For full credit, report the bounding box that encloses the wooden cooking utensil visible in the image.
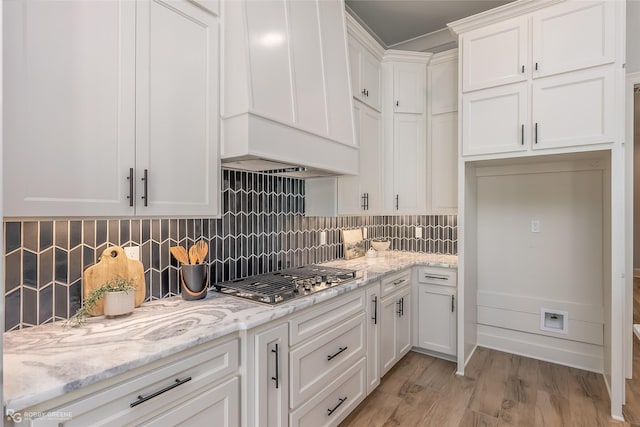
[170,246,189,265]
[196,240,208,264]
[189,245,199,265]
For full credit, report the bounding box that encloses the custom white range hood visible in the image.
[221,0,358,177]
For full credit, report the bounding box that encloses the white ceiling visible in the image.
[345,0,514,48]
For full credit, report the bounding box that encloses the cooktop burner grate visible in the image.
[214,265,357,304]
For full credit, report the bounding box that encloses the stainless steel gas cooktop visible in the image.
[214,265,357,305]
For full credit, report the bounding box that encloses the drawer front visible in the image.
[417,266,457,287]
[290,313,366,409]
[289,289,365,346]
[35,339,239,427]
[381,270,410,297]
[290,358,366,427]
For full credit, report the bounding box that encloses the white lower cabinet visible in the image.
[26,338,240,427]
[365,283,381,394]
[380,285,411,376]
[248,322,289,427]
[416,285,457,356]
[289,358,366,427]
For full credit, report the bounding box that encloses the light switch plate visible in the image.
[415,226,422,238]
[320,231,327,245]
[531,220,541,233]
[362,227,367,239]
[124,246,140,260]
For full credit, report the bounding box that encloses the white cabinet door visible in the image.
[417,285,457,356]
[365,283,381,394]
[532,1,615,79]
[462,15,528,92]
[338,102,382,214]
[532,66,614,150]
[4,0,136,217]
[397,288,411,358]
[361,49,382,111]
[430,57,458,115]
[254,324,289,427]
[139,376,240,427]
[392,114,426,213]
[380,294,399,376]
[429,112,458,214]
[462,82,528,156]
[349,38,363,102]
[393,62,425,114]
[135,0,219,217]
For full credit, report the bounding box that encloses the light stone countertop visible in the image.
[3,251,457,412]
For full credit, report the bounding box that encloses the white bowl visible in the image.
[371,240,390,252]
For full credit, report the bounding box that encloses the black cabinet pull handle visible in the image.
[393,279,406,286]
[395,101,399,107]
[401,297,404,317]
[127,167,134,207]
[397,299,402,316]
[130,377,192,407]
[535,122,539,144]
[451,295,455,313]
[365,193,369,210]
[327,397,347,416]
[423,275,448,281]
[327,346,348,361]
[521,124,524,145]
[271,343,280,389]
[141,169,149,207]
[361,89,366,96]
[395,194,399,210]
[365,89,369,97]
[521,65,525,73]
[372,295,378,324]
[535,62,539,71]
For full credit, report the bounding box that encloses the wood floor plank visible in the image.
[421,375,477,427]
[467,350,512,417]
[537,360,570,397]
[381,383,439,426]
[458,409,498,427]
[463,346,490,381]
[534,390,571,426]
[339,390,403,427]
[415,357,457,392]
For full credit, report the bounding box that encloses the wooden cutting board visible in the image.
[83,246,145,316]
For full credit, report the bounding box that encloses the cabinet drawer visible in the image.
[381,270,411,297]
[417,267,457,287]
[290,358,366,427]
[290,313,366,409]
[289,289,365,346]
[31,339,239,426]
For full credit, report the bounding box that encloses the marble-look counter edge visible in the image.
[3,252,457,411]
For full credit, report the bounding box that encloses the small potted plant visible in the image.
[65,278,136,327]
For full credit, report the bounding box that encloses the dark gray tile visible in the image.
[39,221,53,251]
[96,220,108,246]
[130,219,141,244]
[109,220,119,245]
[5,222,21,254]
[144,270,151,301]
[55,284,68,319]
[55,248,68,283]
[142,219,151,242]
[152,242,160,270]
[69,279,82,316]
[161,268,170,297]
[6,251,21,292]
[70,220,82,248]
[5,288,21,331]
[83,221,95,247]
[120,220,130,245]
[161,219,169,241]
[170,219,178,240]
[83,245,95,270]
[152,270,161,299]
[23,221,38,252]
[152,219,161,242]
[69,246,82,283]
[23,250,37,287]
[39,248,54,288]
[39,284,53,323]
[23,286,37,326]
[160,240,170,270]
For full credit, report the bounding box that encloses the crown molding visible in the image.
[430,48,458,66]
[382,49,433,64]
[345,10,386,59]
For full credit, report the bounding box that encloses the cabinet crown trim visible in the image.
[430,49,458,65]
[382,50,432,64]
[346,12,385,59]
[447,0,564,35]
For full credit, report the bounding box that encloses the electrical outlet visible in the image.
[362,227,367,239]
[320,231,327,245]
[124,245,140,260]
[531,220,541,233]
[415,226,422,238]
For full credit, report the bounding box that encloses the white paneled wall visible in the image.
[475,159,607,371]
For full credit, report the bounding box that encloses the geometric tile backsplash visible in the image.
[4,169,457,331]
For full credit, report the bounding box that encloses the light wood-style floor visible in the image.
[622,277,640,425]
[340,348,626,426]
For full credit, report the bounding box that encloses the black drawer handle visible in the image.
[141,168,149,207]
[271,343,280,389]
[327,346,348,361]
[372,295,378,325]
[393,279,406,286]
[327,397,347,416]
[423,275,448,281]
[130,377,192,408]
[127,167,134,207]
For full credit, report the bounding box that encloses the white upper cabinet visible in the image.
[392,114,426,213]
[4,0,136,217]
[4,0,220,217]
[349,38,382,111]
[462,83,528,156]
[135,0,219,217]
[532,1,615,79]
[393,62,426,114]
[221,0,357,175]
[430,54,459,115]
[461,16,528,93]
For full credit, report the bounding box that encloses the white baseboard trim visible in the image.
[477,326,603,373]
[411,346,456,363]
